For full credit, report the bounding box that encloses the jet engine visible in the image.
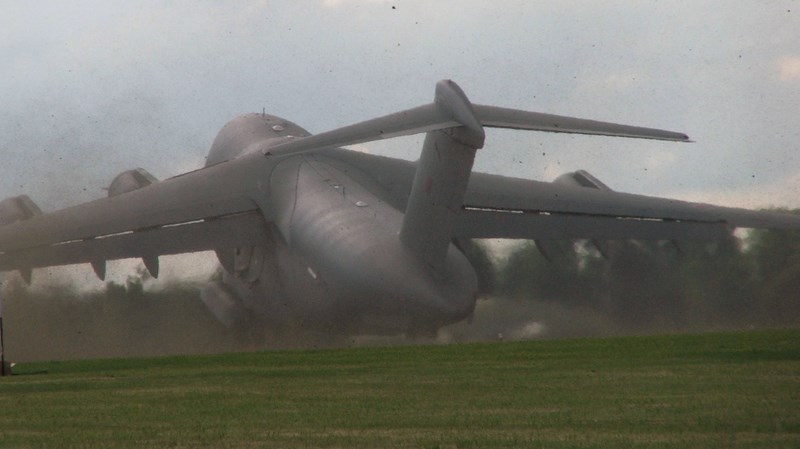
[0,195,42,226]
[107,168,158,197]
[534,170,613,260]
[0,194,42,283]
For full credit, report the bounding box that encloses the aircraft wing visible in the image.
[0,153,269,280]
[454,171,800,240]
[322,149,800,242]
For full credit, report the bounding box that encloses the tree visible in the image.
[500,240,601,308]
[745,215,800,326]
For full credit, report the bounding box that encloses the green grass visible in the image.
[1,330,799,448]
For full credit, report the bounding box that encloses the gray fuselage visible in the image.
[205,113,478,335]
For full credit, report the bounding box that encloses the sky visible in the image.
[1,0,799,285]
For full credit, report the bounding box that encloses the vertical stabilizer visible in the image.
[399,81,485,271]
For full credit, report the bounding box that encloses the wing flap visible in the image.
[456,172,800,239]
[0,211,269,271]
[454,208,731,240]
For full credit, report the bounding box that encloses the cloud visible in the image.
[777,55,800,84]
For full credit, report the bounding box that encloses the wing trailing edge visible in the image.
[454,170,800,240]
[0,211,270,273]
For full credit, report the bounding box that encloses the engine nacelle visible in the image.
[0,195,42,226]
[108,168,158,197]
[0,194,42,283]
[538,170,615,260]
[553,169,612,191]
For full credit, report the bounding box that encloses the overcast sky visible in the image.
[2,0,799,210]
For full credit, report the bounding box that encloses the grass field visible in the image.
[1,330,798,448]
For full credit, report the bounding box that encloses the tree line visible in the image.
[477,213,800,331]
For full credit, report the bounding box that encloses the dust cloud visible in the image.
[3,237,798,362]
[2,275,239,362]
[3,278,780,364]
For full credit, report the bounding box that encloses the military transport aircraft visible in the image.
[1,80,799,337]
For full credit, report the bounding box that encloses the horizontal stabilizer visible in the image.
[262,103,456,157]
[262,80,689,159]
[472,104,690,142]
